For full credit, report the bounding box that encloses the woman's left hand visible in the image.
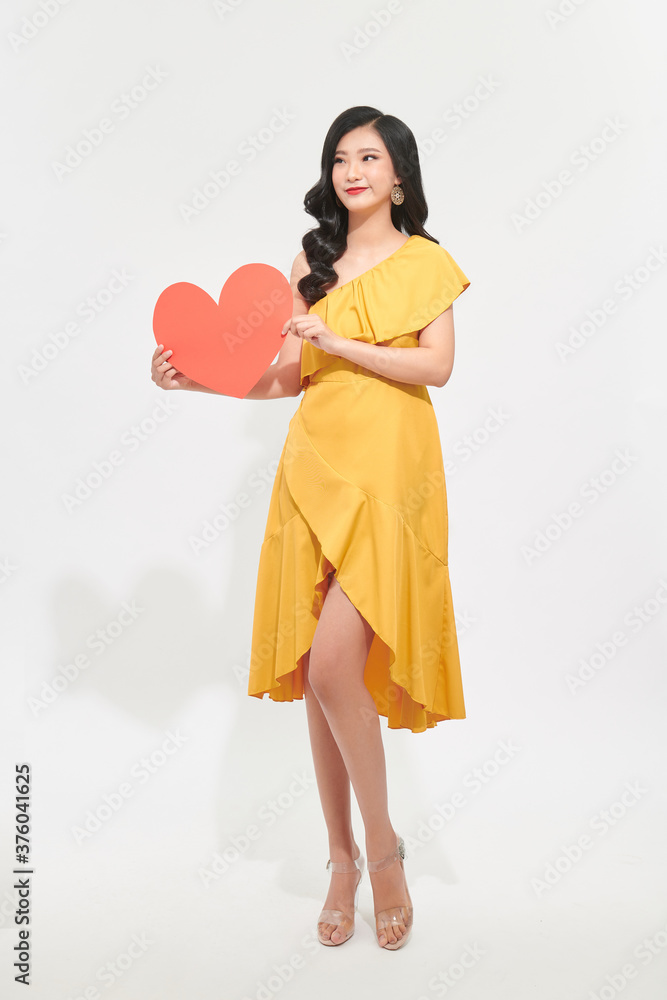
[287,315,345,356]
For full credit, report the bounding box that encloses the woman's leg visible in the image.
[303,646,361,944]
[305,571,412,946]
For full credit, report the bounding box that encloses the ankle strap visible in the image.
[366,836,406,873]
[326,852,364,874]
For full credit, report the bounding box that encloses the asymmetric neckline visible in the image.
[324,234,419,296]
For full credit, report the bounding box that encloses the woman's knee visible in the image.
[300,642,331,696]
[303,649,335,702]
[305,645,341,701]
[307,572,374,700]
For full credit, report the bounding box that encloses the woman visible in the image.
[151,105,470,951]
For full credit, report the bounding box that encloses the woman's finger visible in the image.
[152,346,172,363]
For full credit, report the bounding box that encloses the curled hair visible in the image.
[297,106,439,304]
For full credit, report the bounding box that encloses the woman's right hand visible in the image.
[151,344,199,391]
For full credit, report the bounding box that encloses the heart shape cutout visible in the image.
[153,263,292,398]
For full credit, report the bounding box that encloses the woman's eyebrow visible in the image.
[334,147,382,155]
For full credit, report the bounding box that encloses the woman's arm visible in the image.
[307,306,457,388]
[243,327,302,399]
[244,250,312,399]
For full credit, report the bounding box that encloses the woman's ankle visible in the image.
[365,825,399,861]
[327,833,360,861]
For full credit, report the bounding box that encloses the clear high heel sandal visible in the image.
[367,834,413,950]
[316,850,365,946]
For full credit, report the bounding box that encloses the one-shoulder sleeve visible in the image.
[301,236,470,387]
[404,244,470,333]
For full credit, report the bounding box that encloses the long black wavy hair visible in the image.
[297,106,439,304]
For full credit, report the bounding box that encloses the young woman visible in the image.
[151,105,470,951]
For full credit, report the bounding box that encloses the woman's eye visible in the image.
[333,155,376,164]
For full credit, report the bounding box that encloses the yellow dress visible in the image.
[247,234,470,733]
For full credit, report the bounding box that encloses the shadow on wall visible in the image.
[42,393,463,904]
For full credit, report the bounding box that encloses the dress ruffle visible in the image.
[300,234,470,388]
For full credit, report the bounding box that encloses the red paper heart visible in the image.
[153,263,292,398]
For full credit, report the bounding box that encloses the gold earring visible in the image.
[391,184,404,205]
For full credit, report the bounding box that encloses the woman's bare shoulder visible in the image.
[290,249,311,282]
[288,250,312,310]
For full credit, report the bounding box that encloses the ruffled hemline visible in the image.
[247,412,466,734]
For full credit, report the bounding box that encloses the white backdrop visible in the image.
[3,0,666,997]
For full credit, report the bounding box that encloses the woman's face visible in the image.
[331,125,400,214]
